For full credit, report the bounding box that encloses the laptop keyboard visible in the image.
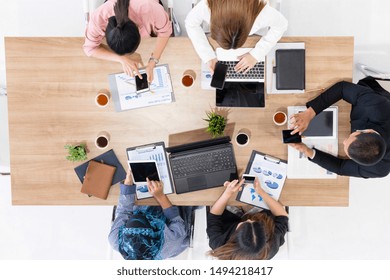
[171,148,236,179]
[220,60,265,80]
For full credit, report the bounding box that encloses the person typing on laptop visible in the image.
[207,178,288,260]
[289,77,390,178]
[185,0,288,73]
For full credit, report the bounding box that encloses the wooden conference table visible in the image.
[6,36,353,206]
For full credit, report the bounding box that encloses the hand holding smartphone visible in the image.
[135,73,149,93]
[242,174,256,184]
[210,62,228,89]
[282,129,302,143]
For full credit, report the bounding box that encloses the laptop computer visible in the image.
[166,136,238,194]
[216,48,265,82]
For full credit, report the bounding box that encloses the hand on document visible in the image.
[119,55,143,79]
[289,107,316,135]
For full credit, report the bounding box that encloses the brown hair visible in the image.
[209,211,275,260]
[207,0,266,49]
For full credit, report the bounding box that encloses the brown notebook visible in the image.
[81,160,116,200]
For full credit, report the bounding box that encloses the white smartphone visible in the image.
[242,174,256,184]
[127,160,160,184]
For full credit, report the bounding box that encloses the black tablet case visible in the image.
[274,49,305,90]
[74,149,126,186]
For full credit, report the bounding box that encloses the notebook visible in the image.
[166,136,238,194]
[216,48,265,82]
[81,160,116,200]
[274,49,305,90]
[74,149,126,186]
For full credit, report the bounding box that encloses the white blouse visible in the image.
[185,0,288,63]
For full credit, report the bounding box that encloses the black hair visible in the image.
[348,132,387,166]
[236,222,266,255]
[105,0,140,55]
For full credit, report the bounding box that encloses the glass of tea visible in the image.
[273,111,287,126]
[95,131,110,149]
[181,70,196,88]
[95,89,110,107]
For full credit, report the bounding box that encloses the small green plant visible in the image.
[204,111,227,138]
[64,144,87,162]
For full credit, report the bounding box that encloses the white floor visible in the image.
[1,0,390,260]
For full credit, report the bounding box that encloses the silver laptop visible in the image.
[216,47,265,82]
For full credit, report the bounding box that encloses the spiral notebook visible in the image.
[236,150,287,210]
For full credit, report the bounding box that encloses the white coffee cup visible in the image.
[95,131,110,149]
[235,128,251,147]
[273,111,287,126]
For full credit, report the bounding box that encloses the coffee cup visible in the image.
[273,111,287,126]
[235,128,251,147]
[95,131,110,149]
[181,69,196,88]
[95,89,110,108]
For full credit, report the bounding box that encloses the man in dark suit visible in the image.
[289,76,390,178]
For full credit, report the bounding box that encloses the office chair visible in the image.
[356,63,390,81]
[82,0,105,25]
[83,0,181,36]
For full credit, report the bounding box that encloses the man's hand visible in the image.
[289,143,315,158]
[119,55,142,78]
[289,107,316,135]
[235,53,257,74]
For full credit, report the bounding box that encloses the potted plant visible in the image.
[204,110,227,138]
[64,143,88,162]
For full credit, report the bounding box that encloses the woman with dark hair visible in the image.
[207,177,288,260]
[84,0,172,82]
[185,0,288,73]
[109,169,194,259]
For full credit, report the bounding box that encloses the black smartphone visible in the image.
[282,129,302,143]
[210,62,228,89]
[135,73,149,93]
[242,174,256,184]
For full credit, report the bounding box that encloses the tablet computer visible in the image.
[127,160,160,184]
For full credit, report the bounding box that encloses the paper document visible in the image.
[109,64,174,111]
[287,106,338,179]
[237,151,287,210]
[126,142,174,200]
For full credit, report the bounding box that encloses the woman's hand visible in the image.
[147,179,164,198]
[253,177,265,196]
[119,55,142,78]
[207,58,218,74]
[124,169,134,185]
[145,61,156,83]
[223,179,245,198]
[235,53,257,73]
